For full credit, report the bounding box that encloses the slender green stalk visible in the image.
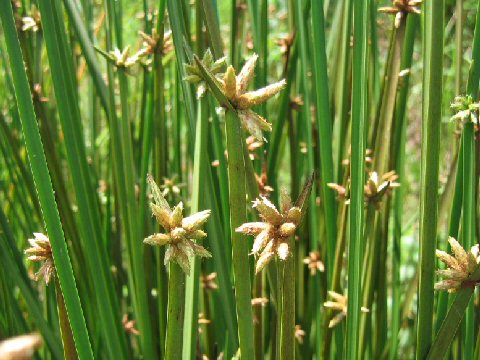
[346,0,368,358]
[54,277,77,360]
[416,0,444,357]
[0,2,93,358]
[225,110,255,360]
[311,0,337,282]
[279,236,295,360]
[165,262,186,360]
[391,15,419,359]
[427,288,474,359]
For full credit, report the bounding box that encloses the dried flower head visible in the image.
[144,175,212,274]
[220,54,286,141]
[379,0,422,28]
[138,29,173,56]
[255,163,274,196]
[21,6,41,32]
[122,314,140,336]
[184,49,227,99]
[450,95,479,126]
[0,333,43,360]
[201,272,218,291]
[364,171,400,207]
[160,175,186,198]
[295,325,306,344]
[236,176,312,273]
[25,233,54,284]
[246,135,263,160]
[324,291,369,328]
[303,251,325,275]
[328,183,348,202]
[435,237,480,293]
[251,297,269,307]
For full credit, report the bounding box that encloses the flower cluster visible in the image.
[435,237,480,293]
[303,251,325,276]
[185,51,286,141]
[25,233,54,284]
[324,291,369,328]
[184,49,227,99]
[144,175,212,274]
[379,0,422,28]
[236,176,312,273]
[364,171,400,207]
[222,55,286,141]
[450,95,479,126]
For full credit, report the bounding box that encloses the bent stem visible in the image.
[165,262,186,360]
[225,110,255,359]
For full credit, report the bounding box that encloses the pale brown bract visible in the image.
[144,175,212,274]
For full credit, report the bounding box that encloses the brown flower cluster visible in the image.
[435,237,480,293]
[144,175,212,274]
[25,233,54,284]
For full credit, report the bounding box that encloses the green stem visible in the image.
[346,0,368,357]
[427,289,473,359]
[165,262,186,360]
[279,236,295,360]
[416,0,444,357]
[54,277,77,360]
[225,110,255,360]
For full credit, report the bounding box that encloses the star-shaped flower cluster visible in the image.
[364,171,400,207]
[323,291,369,328]
[222,54,286,141]
[144,175,212,274]
[236,177,312,273]
[379,0,422,28]
[450,95,479,126]
[435,237,480,293]
[184,49,227,99]
[25,233,54,284]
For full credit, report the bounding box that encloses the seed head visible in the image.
[184,49,227,99]
[25,233,54,284]
[435,237,480,293]
[379,0,422,28]
[303,251,325,276]
[236,176,312,273]
[324,291,369,328]
[364,171,400,207]
[450,95,479,127]
[144,175,212,274]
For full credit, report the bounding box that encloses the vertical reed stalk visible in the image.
[416,0,444,357]
[225,110,255,359]
[165,262,186,359]
[346,0,369,358]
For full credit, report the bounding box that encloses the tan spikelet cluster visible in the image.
[324,291,369,328]
[25,233,55,284]
[303,251,325,276]
[435,237,480,293]
[221,54,286,141]
[364,171,400,207]
[236,187,306,273]
[144,175,212,274]
[450,95,480,126]
[379,0,422,28]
